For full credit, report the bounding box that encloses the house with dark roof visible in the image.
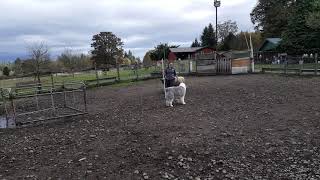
[168,47,215,61]
[258,38,282,52]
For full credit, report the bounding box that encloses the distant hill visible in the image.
[0,53,28,62]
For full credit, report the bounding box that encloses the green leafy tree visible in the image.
[280,0,320,54]
[217,31,263,51]
[306,0,320,29]
[150,43,179,61]
[191,38,201,47]
[201,23,216,48]
[143,51,153,68]
[91,32,124,68]
[218,32,237,51]
[251,0,293,38]
[13,58,23,75]
[2,66,10,76]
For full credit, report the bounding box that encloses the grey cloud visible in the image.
[0,0,256,61]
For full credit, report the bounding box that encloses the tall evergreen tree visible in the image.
[201,23,216,48]
[280,0,320,54]
[218,33,237,51]
[201,26,209,47]
[191,38,201,47]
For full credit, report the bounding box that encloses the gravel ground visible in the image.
[1,74,320,179]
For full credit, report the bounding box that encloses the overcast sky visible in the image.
[0,0,257,61]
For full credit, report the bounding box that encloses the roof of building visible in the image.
[258,38,282,51]
[267,38,281,44]
[169,47,204,53]
[217,50,251,59]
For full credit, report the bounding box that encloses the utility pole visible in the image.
[214,0,221,47]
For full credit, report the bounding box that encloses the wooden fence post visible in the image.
[284,60,288,75]
[195,60,198,74]
[117,63,120,82]
[63,81,67,108]
[51,73,55,90]
[94,63,100,86]
[299,59,303,76]
[315,53,318,76]
[136,64,139,81]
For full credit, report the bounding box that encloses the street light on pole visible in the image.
[214,0,221,48]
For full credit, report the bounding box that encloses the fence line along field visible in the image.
[0,60,194,88]
[1,74,320,179]
[0,67,158,88]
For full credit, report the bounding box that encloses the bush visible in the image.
[2,66,10,76]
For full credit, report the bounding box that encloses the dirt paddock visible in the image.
[1,74,320,179]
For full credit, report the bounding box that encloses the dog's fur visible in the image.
[175,76,185,85]
[165,76,186,107]
[161,76,185,87]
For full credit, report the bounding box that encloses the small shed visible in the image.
[217,51,251,74]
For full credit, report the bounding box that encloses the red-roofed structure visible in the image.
[168,47,215,62]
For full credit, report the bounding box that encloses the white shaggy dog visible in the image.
[165,76,186,107]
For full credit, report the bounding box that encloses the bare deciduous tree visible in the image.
[217,20,238,42]
[57,48,77,77]
[57,48,92,77]
[27,42,50,84]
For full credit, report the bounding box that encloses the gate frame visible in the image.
[0,82,88,127]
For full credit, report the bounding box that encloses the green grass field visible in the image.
[0,67,158,88]
[0,60,195,88]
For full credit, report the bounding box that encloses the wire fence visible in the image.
[259,54,320,75]
[0,66,158,88]
[0,60,198,91]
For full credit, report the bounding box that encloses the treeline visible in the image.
[251,0,320,54]
[3,49,92,78]
[141,20,263,67]
[190,20,263,51]
[1,32,141,79]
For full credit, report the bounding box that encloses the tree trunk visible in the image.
[37,71,41,84]
[95,63,100,86]
[36,62,41,93]
[117,62,120,81]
